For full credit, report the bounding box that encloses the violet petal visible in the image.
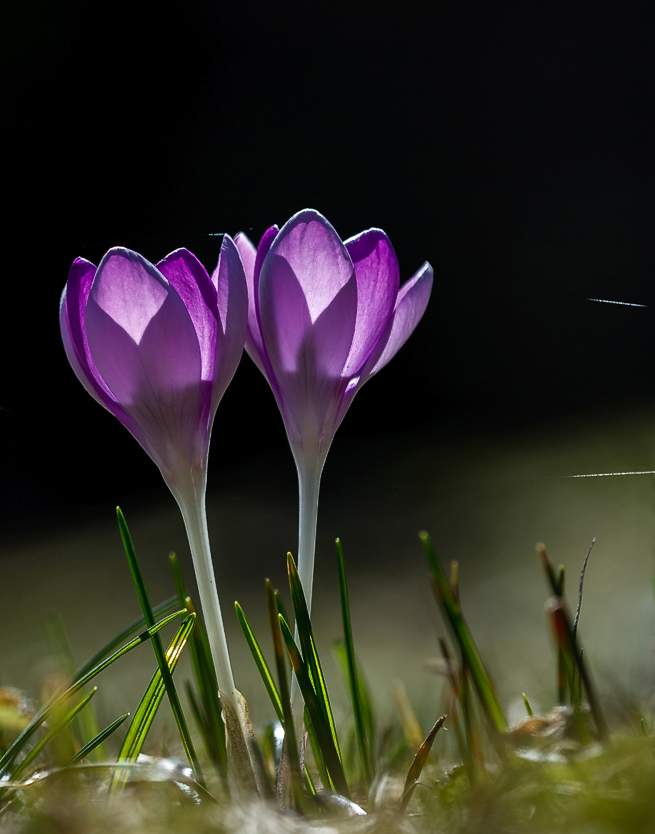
[157,248,218,383]
[85,248,204,474]
[343,228,400,376]
[212,234,248,408]
[365,261,434,380]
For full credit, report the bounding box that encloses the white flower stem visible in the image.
[172,473,237,714]
[296,461,322,617]
[290,458,322,721]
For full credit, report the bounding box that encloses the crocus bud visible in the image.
[235,209,433,614]
[60,239,247,491]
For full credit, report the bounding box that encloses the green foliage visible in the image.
[111,612,197,793]
[334,538,374,790]
[0,609,185,785]
[419,531,507,738]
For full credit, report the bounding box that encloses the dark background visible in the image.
[2,0,654,529]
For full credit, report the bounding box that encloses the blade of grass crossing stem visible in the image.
[287,554,342,760]
[168,553,227,779]
[266,580,303,809]
[116,508,202,785]
[273,587,320,792]
[236,601,284,723]
[335,539,374,788]
[278,615,350,798]
[10,689,98,782]
[399,715,447,813]
[419,532,506,734]
[73,596,179,682]
[111,613,196,792]
[184,596,227,777]
[68,713,130,765]
[44,613,104,761]
[0,610,185,781]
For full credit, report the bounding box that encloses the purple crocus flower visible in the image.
[235,209,433,615]
[60,239,247,714]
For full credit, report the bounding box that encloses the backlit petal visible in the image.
[212,234,248,408]
[365,262,434,379]
[343,228,399,375]
[85,248,204,475]
[158,248,218,382]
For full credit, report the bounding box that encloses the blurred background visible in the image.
[2,1,655,732]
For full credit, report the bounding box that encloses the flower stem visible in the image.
[172,473,236,712]
[290,459,322,721]
[296,461,322,617]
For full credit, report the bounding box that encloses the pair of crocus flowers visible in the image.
[60,208,433,732]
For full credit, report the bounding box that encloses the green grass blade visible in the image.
[399,714,447,813]
[0,609,185,780]
[287,553,341,760]
[266,580,303,809]
[184,597,227,780]
[419,532,507,735]
[335,539,373,789]
[111,612,196,792]
[72,596,179,682]
[117,508,202,784]
[279,614,350,798]
[235,600,284,723]
[304,705,332,791]
[168,553,227,779]
[274,590,291,627]
[332,642,375,759]
[68,713,130,765]
[10,689,98,782]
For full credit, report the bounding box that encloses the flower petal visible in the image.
[85,248,205,476]
[212,234,248,408]
[264,209,355,322]
[61,257,122,413]
[258,252,312,376]
[343,228,399,376]
[157,248,218,382]
[234,227,277,374]
[259,247,357,454]
[365,261,434,380]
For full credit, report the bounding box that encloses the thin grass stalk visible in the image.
[287,554,341,761]
[111,613,196,792]
[420,533,506,737]
[545,597,608,741]
[279,615,350,798]
[117,508,203,785]
[68,714,130,766]
[266,580,304,810]
[335,539,373,790]
[72,597,178,681]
